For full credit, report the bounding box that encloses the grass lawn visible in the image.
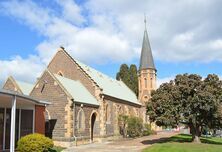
[53,146,66,152]
[143,134,222,152]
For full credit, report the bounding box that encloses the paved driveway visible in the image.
[63,132,177,152]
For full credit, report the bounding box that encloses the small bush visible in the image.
[127,116,143,137]
[143,123,157,136]
[118,114,129,137]
[143,123,152,136]
[17,133,54,152]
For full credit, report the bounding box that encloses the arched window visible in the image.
[150,78,153,88]
[118,106,123,115]
[144,78,147,88]
[77,109,85,131]
[105,104,111,123]
[57,71,64,76]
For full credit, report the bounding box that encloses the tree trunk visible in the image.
[192,135,201,143]
[191,125,201,143]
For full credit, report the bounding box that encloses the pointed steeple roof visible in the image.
[139,18,156,71]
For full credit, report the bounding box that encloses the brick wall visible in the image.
[47,50,97,97]
[30,71,70,139]
[3,77,22,94]
[104,96,142,136]
[138,69,156,104]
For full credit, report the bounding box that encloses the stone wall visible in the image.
[30,71,71,139]
[3,77,22,94]
[74,104,100,138]
[138,69,156,104]
[104,96,142,136]
[47,49,99,97]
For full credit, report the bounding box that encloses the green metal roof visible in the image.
[75,60,140,105]
[54,74,99,106]
[16,80,34,95]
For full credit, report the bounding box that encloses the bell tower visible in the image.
[138,18,157,104]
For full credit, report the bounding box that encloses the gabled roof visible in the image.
[75,60,140,105]
[54,74,99,106]
[16,80,34,95]
[49,48,141,106]
[3,76,34,95]
[139,29,156,70]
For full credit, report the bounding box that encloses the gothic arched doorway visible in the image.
[90,112,97,142]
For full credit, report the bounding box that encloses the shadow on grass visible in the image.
[141,137,171,145]
[140,134,222,145]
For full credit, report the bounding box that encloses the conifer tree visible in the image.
[116,64,138,96]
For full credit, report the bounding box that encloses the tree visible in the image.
[116,64,138,96]
[118,114,143,138]
[127,116,143,137]
[147,74,222,143]
[129,65,138,96]
[118,114,129,137]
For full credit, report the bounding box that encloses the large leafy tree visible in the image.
[147,74,222,143]
[116,64,138,96]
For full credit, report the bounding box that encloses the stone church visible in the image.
[3,24,157,146]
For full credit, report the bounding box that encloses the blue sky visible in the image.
[0,0,222,86]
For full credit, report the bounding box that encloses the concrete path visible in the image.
[63,132,177,152]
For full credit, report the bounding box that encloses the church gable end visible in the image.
[47,48,98,97]
[30,70,73,139]
[3,76,23,94]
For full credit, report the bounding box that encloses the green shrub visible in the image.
[143,123,152,136]
[127,116,143,137]
[143,123,157,136]
[17,133,54,152]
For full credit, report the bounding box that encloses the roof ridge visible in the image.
[74,59,119,82]
[53,48,140,105]
[59,48,102,88]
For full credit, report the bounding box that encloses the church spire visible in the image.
[139,17,156,71]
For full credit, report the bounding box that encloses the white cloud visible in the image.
[2,0,222,64]
[209,39,222,50]
[1,0,51,34]
[1,0,222,84]
[56,0,85,25]
[0,55,44,85]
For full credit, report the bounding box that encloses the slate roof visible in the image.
[139,29,156,70]
[54,74,99,106]
[75,60,140,105]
